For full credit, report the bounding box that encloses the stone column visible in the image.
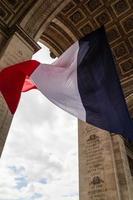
[0,26,40,156]
[78,120,133,200]
[112,135,133,200]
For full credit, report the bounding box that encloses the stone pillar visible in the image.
[112,135,133,200]
[0,94,12,155]
[0,26,40,156]
[78,120,133,200]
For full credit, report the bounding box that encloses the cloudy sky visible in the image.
[0,43,79,200]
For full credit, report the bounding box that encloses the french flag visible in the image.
[0,27,133,140]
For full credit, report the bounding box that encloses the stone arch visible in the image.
[20,0,72,41]
[0,1,133,199]
[0,0,72,157]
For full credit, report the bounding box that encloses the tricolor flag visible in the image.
[0,27,133,140]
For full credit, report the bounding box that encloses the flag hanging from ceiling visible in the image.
[0,26,133,140]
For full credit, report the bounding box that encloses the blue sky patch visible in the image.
[15,176,28,189]
[38,178,48,184]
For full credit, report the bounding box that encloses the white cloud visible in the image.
[0,44,79,200]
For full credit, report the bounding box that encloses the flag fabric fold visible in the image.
[0,26,133,140]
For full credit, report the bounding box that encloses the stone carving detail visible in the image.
[112,0,129,16]
[1,0,36,28]
[80,23,92,35]
[70,10,84,24]
[87,134,99,141]
[41,0,133,81]
[120,58,133,74]
[113,42,128,59]
[23,0,65,38]
[1,1,133,199]
[50,51,56,58]
[122,15,133,33]
[86,0,102,12]
[107,26,121,43]
[91,176,104,185]
[0,4,12,22]
[95,10,112,25]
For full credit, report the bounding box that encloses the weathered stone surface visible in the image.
[78,121,122,200]
[41,0,133,98]
[0,1,133,199]
[0,27,39,156]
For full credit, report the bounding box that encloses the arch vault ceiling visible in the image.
[0,0,133,98]
[40,0,133,97]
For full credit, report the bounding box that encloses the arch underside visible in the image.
[39,0,133,105]
[0,0,133,109]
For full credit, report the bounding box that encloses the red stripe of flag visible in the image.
[0,60,39,114]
